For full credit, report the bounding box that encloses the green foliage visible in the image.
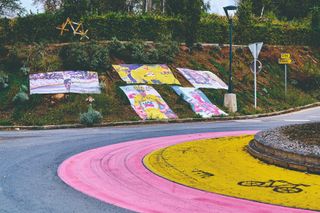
[79,104,103,126]
[311,7,320,31]
[252,0,319,20]
[12,84,29,103]
[235,47,244,56]
[0,12,316,46]
[0,45,9,58]
[106,37,179,64]
[24,43,62,73]
[86,13,184,42]
[0,0,23,17]
[311,7,320,46]
[155,35,179,63]
[165,0,208,16]
[236,0,253,43]
[59,42,111,72]
[183,0,202,48]
[2,47,22,72]
[20,65,30,75]
[209,46,221,55]
[4,13,67,44]
[0,71,9,89]
[107,37,126,59]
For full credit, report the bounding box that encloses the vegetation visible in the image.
[0,43,319,126]
[0,0,23,17]
[79,104,103,126]
[59,42,111,72]
[0,70,9,89]
[0,0,319,126]
[12,84,29,103]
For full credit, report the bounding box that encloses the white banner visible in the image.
[30,71,101,94]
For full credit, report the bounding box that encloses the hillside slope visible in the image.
[0,43,319,125]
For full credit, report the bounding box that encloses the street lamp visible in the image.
[224,5,237,93]
[223,5,238,113]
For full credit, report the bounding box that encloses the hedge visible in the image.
[0,12,314,45]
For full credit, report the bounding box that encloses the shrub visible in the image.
[0,71,9,89]
[12,84,29,103]
[209,46,221,55]
[20,65,30,75]
[0,45,9,58]
[127,40,149,63]
[3,47,22,72]
[79,105,103,126]
[107,37,127,58]
[0,12,315,45]
[107,38,178,64]
[59,42,111,72]
[24,43,62,73]
[156,39,179,63]
[235,47,244,56]
[311,7,320,47]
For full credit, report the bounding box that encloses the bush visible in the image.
[59,42,111,72]
[155,35,179,63]
[107,37,179,64]
[12,85,29,103]
[0,12,315,46]
[0,71,9,89]
[107,37,127,58]
[311,7,320,47]
[79,105,103,126]
[20,65,30,75]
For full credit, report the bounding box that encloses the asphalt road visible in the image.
[0,107,319,213]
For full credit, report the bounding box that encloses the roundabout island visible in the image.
[249,123,320,174]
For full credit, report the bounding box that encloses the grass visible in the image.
[0,44,319,125]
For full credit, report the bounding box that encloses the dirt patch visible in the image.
[282,123,320,146]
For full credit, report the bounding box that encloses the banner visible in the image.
[113,64,180,85]
[172,86,227,118]
[177,68,228,89]
[30,71,101,94]
[120,85,178,120]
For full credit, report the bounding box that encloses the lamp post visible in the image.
[223,5,238,113]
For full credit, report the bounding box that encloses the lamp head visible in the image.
[223,5,238,20]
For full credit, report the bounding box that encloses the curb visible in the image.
[0,102,319,131]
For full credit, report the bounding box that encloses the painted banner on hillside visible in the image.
[120,85,178,120]
[177,68,228,89]
[172,86,227,118]
[113,64,180,85]
[29,71,101,94]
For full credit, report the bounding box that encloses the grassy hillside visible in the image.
[0,42,319,126]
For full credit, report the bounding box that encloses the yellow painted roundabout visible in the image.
[143,135,320,211]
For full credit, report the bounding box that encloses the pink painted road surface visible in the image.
[58,131,316,213]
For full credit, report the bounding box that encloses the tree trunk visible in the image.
[161,0,165,13]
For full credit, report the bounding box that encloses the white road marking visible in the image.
[235,120,263,123]
[284,119,311,122]
[308,115,320,118]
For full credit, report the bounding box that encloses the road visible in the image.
[0,107,319,213]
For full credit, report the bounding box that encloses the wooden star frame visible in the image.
[56,17,89,40]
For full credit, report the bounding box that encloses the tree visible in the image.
[0,0,23,17]
[184,0,202,49]
[33,0,62,12]
[252,0,319,20]
[61,0,90,18]
[311,6,320,46]
[236,0,253,43]
[102,0,127,12]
